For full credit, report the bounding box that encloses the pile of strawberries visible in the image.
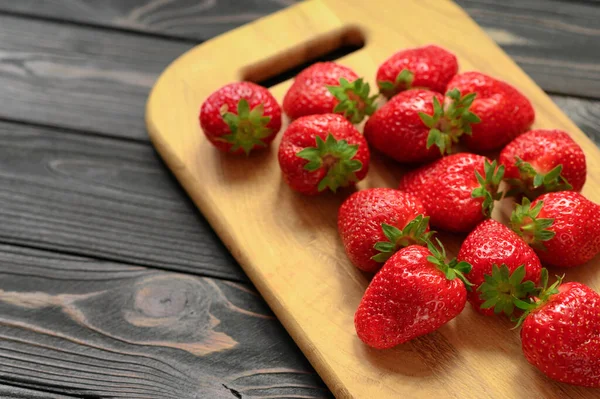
[200,45,600,388]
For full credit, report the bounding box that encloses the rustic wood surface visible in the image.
[0,0,598,397]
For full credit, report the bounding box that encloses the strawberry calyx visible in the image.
[371,215,433,263]
[506,157,573,199]
[220,98,273,155]
[426,238,474,290]
[419,88,481,156]
[471,159,505,217]
[296,133,363,193]
[327,78,378,124]
[478,264,537,316]
[512,268,563,328]
[510,198,556,251]
[378,69,414,98]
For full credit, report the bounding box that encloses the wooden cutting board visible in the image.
[146,0,600,397]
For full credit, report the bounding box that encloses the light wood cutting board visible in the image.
[146,0,600,397]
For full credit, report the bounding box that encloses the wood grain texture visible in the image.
[146,0,600,397]
[0,244,329,398]
[0,385,73,398]
[0,120,246,282]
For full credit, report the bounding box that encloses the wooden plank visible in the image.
[553,95,600,144]
[0,385,73,399]
[0,244,329,398]
[0,0,598,98]
[0,120,246,282]
[146,0,600,397]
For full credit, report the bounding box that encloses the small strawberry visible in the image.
[446,72,535,152]
[283,62,377,124]
[338,188,431,273]
[398,153,504,232]
[500,129,586,200]
[364,89,480,163]
[278,114,370,195]
[355,241,471,349]
[511,192,600,268]
[376,44,459,98]
[457,219,542,315]
[199,82,282,155]
[515,272,600,387]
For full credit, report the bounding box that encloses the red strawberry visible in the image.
[500,129,586,199]
[446,72,535,152]
[398,153,504,232]
[283,62,376,124]
[355,241,470,349]
[199,82,282,155]
[516,274,600,387]
[457,219,542,315]
[364,89,480,163]
[376,44,459,98]
[278,114,370,195]
[511,191,600,268]
[338,188,431,273]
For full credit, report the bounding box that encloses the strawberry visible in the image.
[446,72,535,152]
[457,219,542,315]
[515,273,600,387]
[511,192,600,268]
[499,129,586,200]
[199,82,282,155]
[278,114,370,195]
[338,188,431,273]
[282,62,376,124]
[364,89,480,163]
[376,44,459,98]
[398,153,504,232]
[355,241,471,349]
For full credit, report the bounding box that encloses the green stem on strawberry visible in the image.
[471,159,505,217]
[371,215,434,263]
[326,78,378,124]
[478,264,537,316]
[426,238,474,290]
[220,98,273,155]
[505,157,573,200]
[296,133,363,193]
[512,268,563,328]
[419,88,481,156]
[378,69,414,98]
[510,197,556,251]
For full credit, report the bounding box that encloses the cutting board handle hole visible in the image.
[241,26,365,88]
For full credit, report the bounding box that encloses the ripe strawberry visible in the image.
[199,82,282,155]
[398,153,504,232]
[278,114,370,195]
[511,192,600,268]
[355,241,471,349]
[364,89,480,163]
[283,62,376,124]
[338,188,431,273]
[446,72,535,152]
[516,273,600,387]
[457,219,542,315]
[376,45,459,98]
[500,129,586,200]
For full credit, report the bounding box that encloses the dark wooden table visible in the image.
[0,1,597,398]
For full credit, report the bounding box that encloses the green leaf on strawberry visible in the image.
[371,215,433,263]
[427,238,474,290]
[471,159,505,217]
[510,197,556,250]
[478,264,537,316]
[505,157,573,200]
[512,268,563,328]
[377,68,414,98]
[327,78,378,124]
[220,98,273,155]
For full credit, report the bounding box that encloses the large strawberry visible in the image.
[364,89,480,163]
[515,273,600,387]
[278,114,370,195]
[398,153,504,232]
[338,188,431,273]
[199,82,282,155]
[457,219,542,315]
[283,62,376,124]
[355,241,471,349]
[446,72,535,152]
[500,129,586,199]
[511,192,600,268]
[376,44,459,98]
